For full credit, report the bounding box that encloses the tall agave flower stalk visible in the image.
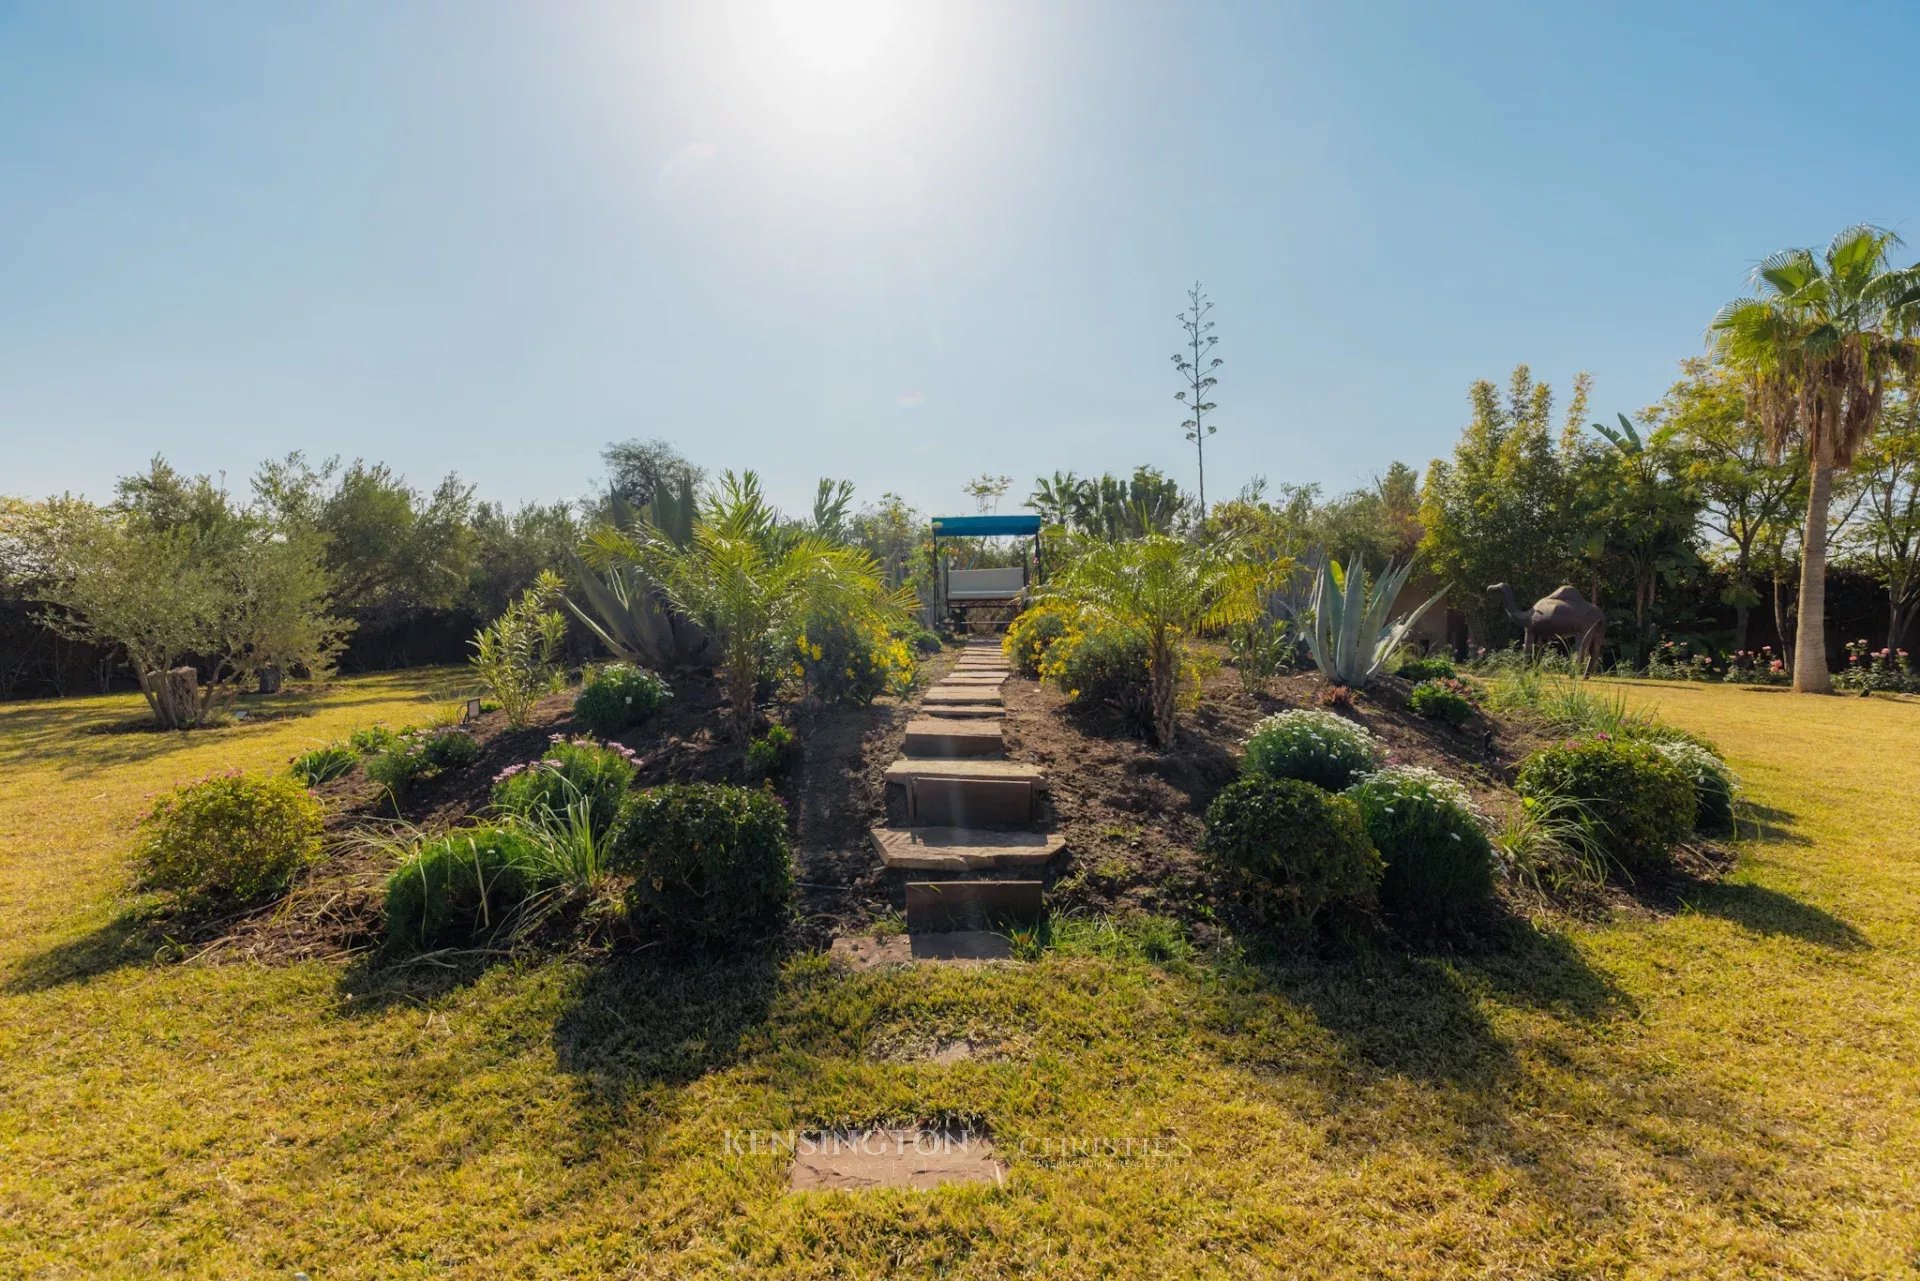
[1306,554,1446,688]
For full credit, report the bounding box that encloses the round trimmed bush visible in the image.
[1516,736,1696,876]
[573,663,672,739]
[1347,766,1493,920]
[492,737,638,839]
[135,772,324,902]
[289,743,357,787]
[1241,709,1380,791]
[1651,738,1737,835]
[614,784,793,944]
[1201,777,1381,924]
[1407,677,1476,727]
[384,825,543,950]
[1395,654,1456,682]
[420,726,480,772]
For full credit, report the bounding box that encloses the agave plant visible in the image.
[563,480,723,670]
[1305,554,1446,688]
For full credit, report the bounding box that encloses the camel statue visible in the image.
[1488,583,1606,665]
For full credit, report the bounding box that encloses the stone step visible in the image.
[924,689,1005,707]
[871,826,1065,871]
[906,775,1035,827]
[921,705,1005,720]
[885,757,1045,787]
[906,880,1044,931]
[903,718,1003,758]
[936,675,1006,688]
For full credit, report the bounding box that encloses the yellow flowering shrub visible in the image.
[796,615,916,705]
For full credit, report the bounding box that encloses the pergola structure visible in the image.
[928,514,1043,630]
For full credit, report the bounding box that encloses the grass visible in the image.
[3,674,1919,1275]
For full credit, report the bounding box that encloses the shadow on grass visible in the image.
[1740,801,1813,848]
[1677,878,1869,950]
[2,910,167,994]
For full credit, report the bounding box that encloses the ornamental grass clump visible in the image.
[383,824,545,951]
[1516,734,1695,877]
[1201,776,1381,927]
[491,736,639,841]
[1346,766,1494,920]
[289,743,357,787]
[135,772,324,903]
[1241,709,1380,791]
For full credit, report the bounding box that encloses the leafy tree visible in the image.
[587,472,910,740]
[1027,471,1088,526]
[1711,224,1920,691]
[602,438,703,509]
[1419,366,1592,640]
[464,499,582,621]
[1838,388,1920,646]
[1172,281,1223,514]
[1583,412,1703,655]
[1654,358,1805,648]
[963,473,1013,514]
[1049,534,1264,747]
[808,478,856,542]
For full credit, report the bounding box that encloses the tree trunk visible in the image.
[1733,602,1750,652]
[1793,463,1834,694]
[257,664,284,695]
[1150,630,1179,749]
[148,666,202,729]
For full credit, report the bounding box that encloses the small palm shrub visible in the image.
[1202,777,1381,925]
[384,825,544,950]
[135,772,324,902]
[1395,654,1456,682]
[1651,738,1737,835]
[1407,677,1477,726]
[289,744,357,787]
[746,723,795,778]
[1516,735,1696,877]
[1004,604,1072,677]
[492,737,639,840]
[1048,626,1155,732]
[1241,709,1380,791]
[614,784,794,944]
[573,663,672,738]
[1346,767,1493,919]
[795,614,914,705]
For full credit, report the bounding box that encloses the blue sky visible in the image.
[3,1,1917,518]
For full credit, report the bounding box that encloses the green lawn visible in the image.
[2,674,1917,1277]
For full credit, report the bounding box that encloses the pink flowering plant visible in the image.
[1832,638,1919,693]
[490,736,639,840]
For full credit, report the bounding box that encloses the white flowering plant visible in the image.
[1242,709,1381,790]
[1346,764,1495,919]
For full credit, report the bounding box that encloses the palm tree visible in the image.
[1712,225,1920,692]
[1049,534,1265,747]
[586,472,910,739]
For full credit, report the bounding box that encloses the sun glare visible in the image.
[724,0,950,142]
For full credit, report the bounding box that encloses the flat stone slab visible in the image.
[907,776,1034,827]
[828,932,1013,969]
[924,689,1005,706]
[939,672,1007,683]
[885,757,1045,787]
[903,718,1003,758]
[906,879,1045,931]
[872,826,1065,871]
[921,705,1005,719]
[788,1128,1007,1192]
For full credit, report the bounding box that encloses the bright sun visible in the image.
[725,0,943,140]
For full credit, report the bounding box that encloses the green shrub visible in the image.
[1055,626,1154,731]
[795,614,913,705]
[1395,654,1457,682]
[1004,605,1072,677]
[348,724,403,756]
[898,621,944,654]
[419,727,480,772]
[135,772,324,902]
[365,738,430,793]
[1407,677,1476,726]
[1516,735,1696,876]
[746,724,795,778]
[1228,618,1294,692]
[491,736,639,839]
[613,784,793,944]
[289,744,357,787]
[1651,738,1737,835]
[573,663,672,738]
[384,825,544,950]
[1202,777,1380,925]
[1241,709,1380,790]
[1347,766,1493,919]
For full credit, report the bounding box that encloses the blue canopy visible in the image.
[930,514,1042,538]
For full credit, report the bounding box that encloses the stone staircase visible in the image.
[870,639,1058,931]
